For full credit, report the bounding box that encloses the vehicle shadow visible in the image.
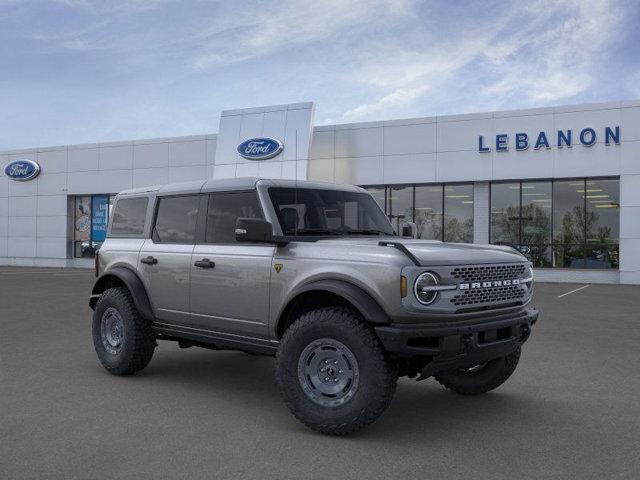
[122,346,560,441]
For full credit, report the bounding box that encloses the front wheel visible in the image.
[434,347,521,395]
[275,307,397,435]
[92,287,156,375]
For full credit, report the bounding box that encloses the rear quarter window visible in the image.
[153,195,200,244]
[110,197,149,236]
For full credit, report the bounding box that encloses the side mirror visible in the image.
[235,218,274,243]
[401,222,417,238]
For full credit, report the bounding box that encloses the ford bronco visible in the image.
[90,178,538,435]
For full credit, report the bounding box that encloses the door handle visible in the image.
[140,256,158,265]
[194,258,215,269]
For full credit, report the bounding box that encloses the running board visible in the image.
[153,322,278,355]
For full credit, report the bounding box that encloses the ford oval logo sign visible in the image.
[237,137,283,160]
[4,159,41,181]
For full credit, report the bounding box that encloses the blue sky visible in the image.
[1,0,639,150]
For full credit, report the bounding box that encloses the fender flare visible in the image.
[280,279,390,325]
[90,266,154,321]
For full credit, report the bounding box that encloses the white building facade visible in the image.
[1,100,639,284]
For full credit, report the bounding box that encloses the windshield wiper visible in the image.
[289,229,342,236]
[286,229,392,236]
[343,229,389,235]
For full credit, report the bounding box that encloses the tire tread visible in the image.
[276,307,397,435]
[434,347,521,395]
[93,287,155,375]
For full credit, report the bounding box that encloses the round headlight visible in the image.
[414,272,439,305]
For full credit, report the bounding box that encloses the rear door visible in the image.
[188,191,274,338]
[139,194,202,325]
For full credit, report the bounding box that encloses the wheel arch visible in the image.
[275,279,390,339]
[90,266,154,321]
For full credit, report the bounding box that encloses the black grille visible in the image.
[451,285,525,307]
[450,264,526,283]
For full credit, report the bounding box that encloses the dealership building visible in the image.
[1,100,639,284]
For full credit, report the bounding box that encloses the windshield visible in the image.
[268,187,395,236]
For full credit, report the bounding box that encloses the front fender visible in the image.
[282,279,390,324]
[90,266,154,321]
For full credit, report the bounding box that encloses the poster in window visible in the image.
[75,196,91,241]
[91,195,109,242]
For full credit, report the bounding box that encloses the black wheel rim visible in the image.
[297,338,359,407]
[101,307,124,355]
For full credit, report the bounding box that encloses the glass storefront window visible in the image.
[363,183,474,242]
[521,181,552,267]
[553,180,587,268]
[74,194,115,258]
[490,182,520,245]
[444,184,473,243]
[490,178,619,269]
[388,185,413,234]
[585,178,619,269]
[414,185,442,240]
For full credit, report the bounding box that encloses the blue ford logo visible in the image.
[237,137,283,160]
[4,159,41,181]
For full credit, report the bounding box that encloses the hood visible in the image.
[397,239,526,266]
[314,237,527,266]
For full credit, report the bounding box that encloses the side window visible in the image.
[110,197,148,236]
[153,195,200,244]
[206,192,263,243]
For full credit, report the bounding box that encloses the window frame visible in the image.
[150,193,205,245]
[200,189,266,246]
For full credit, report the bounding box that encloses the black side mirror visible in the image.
[235,218,274,243]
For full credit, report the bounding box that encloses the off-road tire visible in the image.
[275,307,397,435]
[92,287,156,375]
[434,347,521,395]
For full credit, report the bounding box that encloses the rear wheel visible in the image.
[434,347,521,395]
[92,287,156,375]
[276,307,397,435]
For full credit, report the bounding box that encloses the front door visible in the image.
[188,191,274,339]
[139,194,201,325]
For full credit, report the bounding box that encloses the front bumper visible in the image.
[375,307,538,376]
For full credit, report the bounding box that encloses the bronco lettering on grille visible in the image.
[459,278,521,290]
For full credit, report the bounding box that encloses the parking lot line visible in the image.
[0,270,90,275]
[557,284,590,298]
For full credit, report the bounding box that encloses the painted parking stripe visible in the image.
[557,285,590,298]
[0,271,90,275]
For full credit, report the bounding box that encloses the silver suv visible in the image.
[90,177,538,435]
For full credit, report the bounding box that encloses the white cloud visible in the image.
[339,85,429,121]
[0,0,634,149]
[334,0,625,122]
[191,0,414,69]
[482,0,621,105]
[337,35,494,121]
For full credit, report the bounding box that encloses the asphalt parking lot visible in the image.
[1,268,639,480]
